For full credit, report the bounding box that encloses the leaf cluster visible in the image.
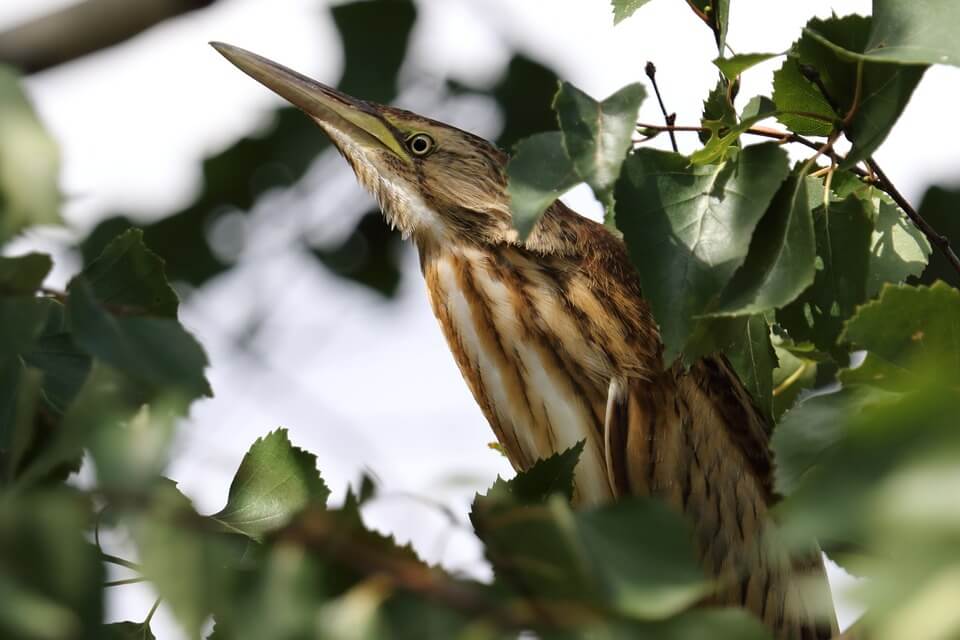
[2,0,960,638]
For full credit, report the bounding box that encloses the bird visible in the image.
[211,42,838,639]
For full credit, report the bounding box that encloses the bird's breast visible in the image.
[421,245,614,503]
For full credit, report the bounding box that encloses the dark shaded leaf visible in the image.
[686,315,777,420]
[67,280,210,400]
[79,229,178,317]
[713,174,817,315]
[915,184,960,289]
[0,491,103,640]
[615,143,790,362]
[103,622,156,640]
[777,195,872,354]
[212,428,330,540]
[0,253,51,294]
[506,132,580,239]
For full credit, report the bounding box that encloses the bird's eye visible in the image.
[407,133,435,157]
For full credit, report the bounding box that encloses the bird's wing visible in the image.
[602,357,838,638]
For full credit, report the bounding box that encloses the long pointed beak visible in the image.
[210,42,409,162]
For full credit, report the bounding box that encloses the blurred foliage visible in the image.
[0,65,61,243]
[1,0,960,639]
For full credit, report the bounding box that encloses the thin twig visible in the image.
[144,598,162,626]
[634,121,870,179]
[645,62,678,152]
[867,158,960,275]
[101,553,142,572]
[801,63,960,278]
[105,577,148,588]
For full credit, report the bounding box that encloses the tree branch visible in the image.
[0,0,216,74]
[800,64,960,278]
[634,121,870,179]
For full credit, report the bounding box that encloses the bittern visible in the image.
[212,43,838,639]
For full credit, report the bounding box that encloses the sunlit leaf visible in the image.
[777,15,926,166]
[212,428,330,540]
[611,0,655,25]
[866,198,930,296]
[841,282,960,382]
[689,96,776,165]
[554,81,645,219]
[615,143,790,363]
[713,52,780,80]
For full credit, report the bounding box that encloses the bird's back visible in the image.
[418,201,837,639]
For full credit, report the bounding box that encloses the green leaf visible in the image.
[777,195,873,354]
[808,0,960,68]
[20,304,92,416]
[0,365,41,484]
[576,500,708,619]
[103,622,157,640]
[772,387,891,496]
[686,315,777,420]
[712,174,817,315]
[78,229,179,317]
[790,15,926,166]
[211,428,330,540]
[713,52,780,80]
[0,66,62,245]
[772,58,835,136]
[554,81,645,218]
[689,96,776,165]
[866,198,931,296]
[615,143,790,363]
[473,441,584,512]
[67,279,210,400]
[0,253,52,294]
[506,132,580,239]
[134,483,241,640]
[841,282,960,382]
[916,185,960,289]
[0,491,103,640]
[688,0,730,53]
[771,338,819,419]
[611,0,655,24]
[700,78,738,145]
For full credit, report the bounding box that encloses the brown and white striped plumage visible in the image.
[212,43,838,639]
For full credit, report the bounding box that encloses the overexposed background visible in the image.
[3,0,958,636]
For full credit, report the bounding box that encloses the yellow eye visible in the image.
[407,133,435,157]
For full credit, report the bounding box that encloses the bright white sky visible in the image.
[3,0,958,636]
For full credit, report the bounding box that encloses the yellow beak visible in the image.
[210,42,410,162]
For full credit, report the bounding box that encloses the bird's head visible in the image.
[212,43,514,247]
